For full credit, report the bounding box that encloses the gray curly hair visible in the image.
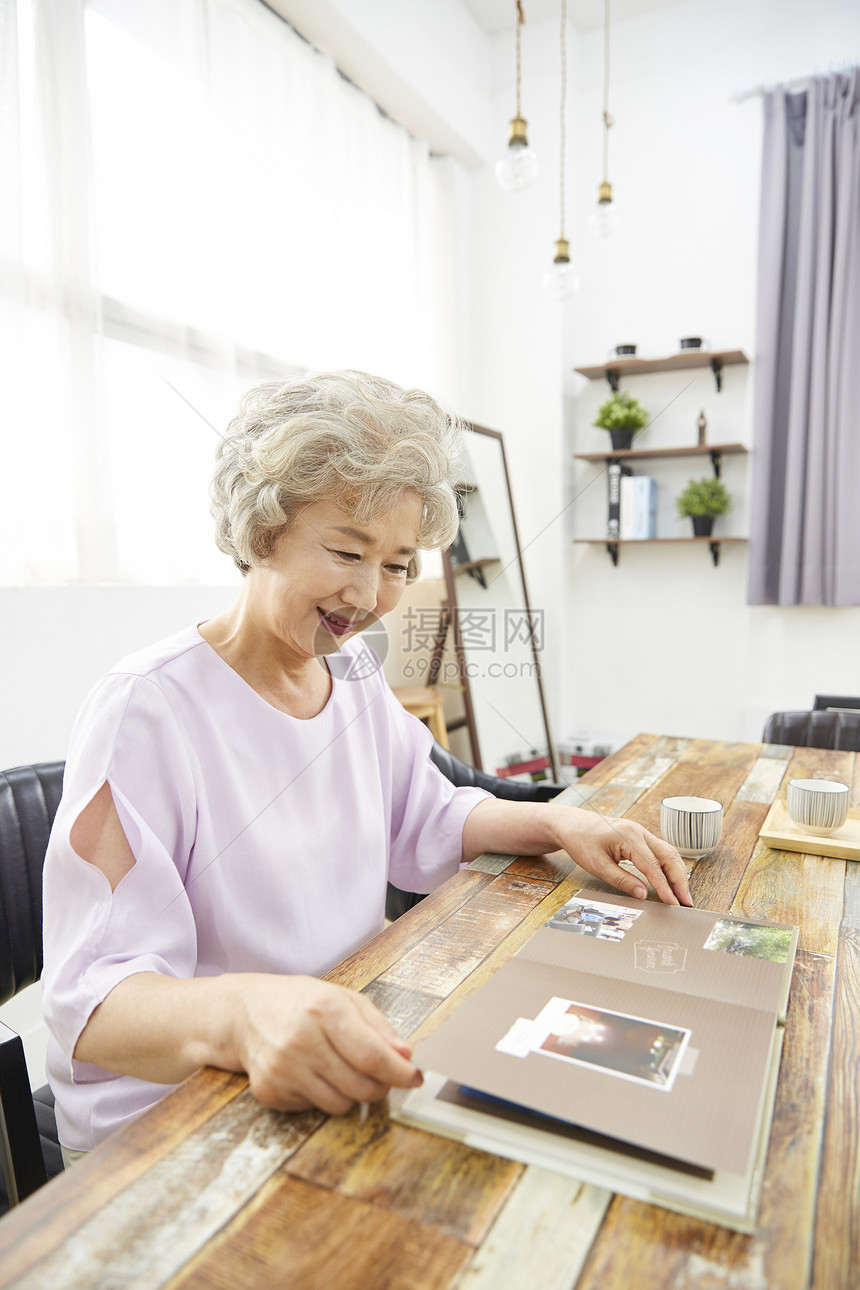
[211,370,466,581]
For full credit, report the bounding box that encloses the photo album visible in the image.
[395,888,798,1232]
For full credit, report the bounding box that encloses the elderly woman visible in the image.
[42,371,690,1161]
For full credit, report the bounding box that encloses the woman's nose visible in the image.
[343,565,379,613]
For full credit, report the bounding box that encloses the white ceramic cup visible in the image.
[786,779,849,835]
[661,796,724,859]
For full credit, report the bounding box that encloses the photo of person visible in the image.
[547,896,643,942]
[703,919,794,963]
[535,999,691,1091]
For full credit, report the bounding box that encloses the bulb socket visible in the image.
[508,115,529,147]
[598,180,613,205]
[553,237,571,264]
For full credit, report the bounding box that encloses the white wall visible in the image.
[555,0,860,748]
[0,587,240,768]
[447,0,860,756]
[460,18,583,755]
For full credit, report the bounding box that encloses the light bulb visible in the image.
[495,116,538,192]
[542,238,580,300]
[589,180,620,237]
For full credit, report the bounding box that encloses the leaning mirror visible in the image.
[443,424,557,780]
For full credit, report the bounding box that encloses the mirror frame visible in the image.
[442,423,558,780]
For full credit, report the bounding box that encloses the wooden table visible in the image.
[1,734,857,1289]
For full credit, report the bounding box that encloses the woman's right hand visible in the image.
[222,973,422,1115]
[74,970,422,1116]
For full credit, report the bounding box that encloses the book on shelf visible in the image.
[620,475,658,540]
[395,887,798,1233]
[607,462,632,539]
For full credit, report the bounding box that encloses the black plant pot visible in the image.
[691,515,715,537]
[609,429,636,451]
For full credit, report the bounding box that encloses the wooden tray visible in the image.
[758,799,860,860]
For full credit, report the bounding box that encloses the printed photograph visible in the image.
[703,918,793,963]
[546,896,643,942]
[535,998,691,1091]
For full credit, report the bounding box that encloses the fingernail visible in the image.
[635,886,647,900]
[411,1069,424,1088]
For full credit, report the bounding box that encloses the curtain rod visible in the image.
[731,62,858,103]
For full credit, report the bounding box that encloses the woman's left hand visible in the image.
[462,797,692,906]
[548,805,692,906]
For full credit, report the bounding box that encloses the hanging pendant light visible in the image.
[590,0,620,236]
[495,2,539,192]
[543,0,579,298]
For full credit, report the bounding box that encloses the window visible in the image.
[0,0,458,583]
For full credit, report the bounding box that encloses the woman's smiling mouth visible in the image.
[317,607,358,636]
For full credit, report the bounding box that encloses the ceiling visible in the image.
[461,0,684,35]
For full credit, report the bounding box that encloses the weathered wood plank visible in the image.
[574,732,660,787]
[732,839,845,957]
[165,1174,473,1290]
[468,851,519,874]
[457,1168,612,1290]
[843,862,860,932]
[736,756,790,804]
[403,877,580,1049]
[502,853,574,883]
[572,783,647,820]
[783,746,855,788]
[0,1067,246,1287]
[556,780,599,806]
[608,754,676,790]
[325,868,492,989]
[762,743,793,759]
[812,928,860,1290]
[677,739,761,769]
[844,761,860,931]
[376,873,555,997]
[9,1091,325,1290]
[284,1099,521,1246]
[360,980,443,1040]
[689,799,771,912]
[577,949,836,1290]
[468,851,572,885]
[624,763,751,840]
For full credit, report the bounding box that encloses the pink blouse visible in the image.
[41,625,489,1151]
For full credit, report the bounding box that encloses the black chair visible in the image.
[385,742,566,921]
[762,709,860,752]
[813,694,860,712]
[0,762,65,1212]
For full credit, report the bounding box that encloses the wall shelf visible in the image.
[573,345,750,564]
[575,441,748,478]
[575,349,749,393]
[451,556,500,578]
[574,536,747,567]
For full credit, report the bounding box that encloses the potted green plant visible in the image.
[593,391,650,451]
[676,477,730,537]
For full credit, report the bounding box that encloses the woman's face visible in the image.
[247,491,423,661]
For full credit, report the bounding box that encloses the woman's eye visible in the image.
[388,564,409,575]
[334,550,361,562]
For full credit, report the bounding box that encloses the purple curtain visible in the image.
[747,69,860,606]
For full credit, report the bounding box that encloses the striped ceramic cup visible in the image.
[660,796,724,859]
[787,779,849,835]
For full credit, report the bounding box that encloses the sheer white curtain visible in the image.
[0,0,460,584]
